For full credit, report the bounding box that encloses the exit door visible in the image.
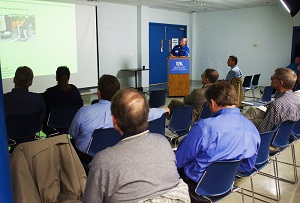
[149,23,187,85]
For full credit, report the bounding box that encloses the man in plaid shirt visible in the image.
[244,68,300,133]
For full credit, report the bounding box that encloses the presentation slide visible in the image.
[0,0,98,93]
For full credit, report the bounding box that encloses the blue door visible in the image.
[149,23,187,85]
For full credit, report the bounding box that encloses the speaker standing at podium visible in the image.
[170,38,190,57]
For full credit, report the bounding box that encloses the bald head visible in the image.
[111,88,149,134]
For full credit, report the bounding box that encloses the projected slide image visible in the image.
[0,0,77,80]
[0,15,36,42]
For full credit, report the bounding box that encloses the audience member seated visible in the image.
[286,56,300,74]
[244,68,300,133]
[168,69,219,123]
[83,88,190,202]
[4,66,46,139]
[42,66,83,135]
[69,75,170,159]
[175,81,260,202]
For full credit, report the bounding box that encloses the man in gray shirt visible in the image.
[83,88,190,203]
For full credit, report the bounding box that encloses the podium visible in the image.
[168,57,190,96]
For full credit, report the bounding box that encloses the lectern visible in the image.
[167,57,190,96]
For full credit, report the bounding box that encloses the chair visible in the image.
[6,113,43,145]
[47,105,81,136]
[242,75,253,93]
[199,102,212,120]
[91,99,99,105]
[237,128,280,202]
[195,160,244,203]
[167,105,194,146]
[258,121,298,189]
[269,121,298,185]
[250,74,261,98]
[148,112,167,135]
[86,128,121,157]
[10,134,86,202]
[260,86,274,102]
[148,90,167,108]
[241,86,274,107]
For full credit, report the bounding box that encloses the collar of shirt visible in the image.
[212,107,241,117]
[275,90,293,99]
[121,130,149,141]
[97,99,111,105]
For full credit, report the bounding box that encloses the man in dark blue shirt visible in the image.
[170,38,189,57]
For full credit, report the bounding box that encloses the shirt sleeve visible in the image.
[258,104,278,132]
[68,110,82,139]
[238,153,258,173]
[82,170,106,203]
[148,107,166,121]
[176,124,204,169]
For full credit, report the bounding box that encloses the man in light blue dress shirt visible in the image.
[176,81,260,202]
[225,55,243,82]
[69,74,169,154]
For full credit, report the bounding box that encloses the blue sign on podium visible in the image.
[169,58,190,74]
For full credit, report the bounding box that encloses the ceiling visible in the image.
[78,0,280,13]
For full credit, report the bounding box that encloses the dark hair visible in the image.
[111,88,149,134]
[274,68,297,89]
[204,69,219,83]
[56,66,71,93]
[98,74,120,101]
[13,66,33,88]
[205,81,237,107]
[229,55,238,65]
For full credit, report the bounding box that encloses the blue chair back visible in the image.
[272,121,295,148]
[261,86,274,102]
[199,103,212,120]
[148,113,167,135]
[169,105,194,134]
[242,75,252,89]
[291,119,300,138]
[251,74,260,87]
[256,128,277,165]
[87,128,121,157]
[149,90,167,108]
[195,160,241,197]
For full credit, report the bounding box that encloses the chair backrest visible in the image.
[256,128,277,165]
[242,75,252,88]
[199,102,212,120]
[47,105,81,129]
[195,160,241,197]
[261,86,274,102]
[272,121,296,148]
[148,112,167,135]
[87,128,121,157]
[91,99,99,105]
[291,119,300,137]
[251,74,261,86]
[149,90,167,108]
[168,105,194,132]
[6,113,42,139]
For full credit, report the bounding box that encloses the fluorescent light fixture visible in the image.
[280,0,300,17]
[280,0,290,13]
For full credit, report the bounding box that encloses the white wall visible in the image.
[195,5,300,86]
[96,3,191,88]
